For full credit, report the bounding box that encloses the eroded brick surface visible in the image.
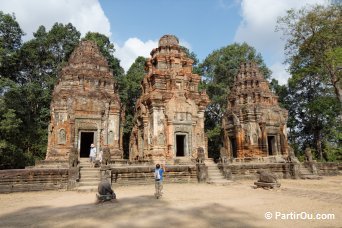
[222,62,289,159]
[46,41,122,161]
[129,35,210,163]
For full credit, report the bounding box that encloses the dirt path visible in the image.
[0,176,341,228]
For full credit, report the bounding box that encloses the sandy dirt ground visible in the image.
[0,176,341,228]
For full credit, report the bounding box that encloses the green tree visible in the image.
[277,4,342,161]
[83,32,124,78]
[19,23,80,87]
[120,56,146,157]
[0,78,29,169]
[0,21,81,168]
[180,46,201,74]
[269,78,288,108]
[285,73,341,161]
[199,43,271,159]
[277,4,342,104]
[0,11,24,81]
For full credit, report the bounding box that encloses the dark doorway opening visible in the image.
[80,132,94,157]
[267,136,275,155]
[229,137,237,158]
[176,135,186,156]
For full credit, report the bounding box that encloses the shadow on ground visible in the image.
[0,194,259,227]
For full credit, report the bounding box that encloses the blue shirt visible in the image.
[155,168,164,181]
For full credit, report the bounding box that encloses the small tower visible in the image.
[46,40,122,161]
[222,62,289,160]
[129,35,210,163]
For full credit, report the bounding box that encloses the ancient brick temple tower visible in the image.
[129,35,210,163]
[46,40,122,161]
[222,62,289,159]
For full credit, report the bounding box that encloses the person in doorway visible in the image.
[89,143,97,167]
[154,163,165,199]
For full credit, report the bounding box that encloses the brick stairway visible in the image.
[77,158,100,192]
[205,159,233,185]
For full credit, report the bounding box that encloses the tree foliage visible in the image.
[277,4,341,161]
[0,13,126,169]
[277,4,342,104]
[0,12,24,81]
[119,56,146,157]
[199,43,271,159]
[180,46,201,74]
[284,73,341,161]
[83,32,124,78]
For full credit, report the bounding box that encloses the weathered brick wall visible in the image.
[111,165,197,186]
[0,169,68,193]
[314,162,342,176]
[218,163,293,180]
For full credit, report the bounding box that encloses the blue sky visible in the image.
[100,0,241,60]
[1,0,327,84]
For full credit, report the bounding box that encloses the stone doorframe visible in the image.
[174,132,189,157]
[76,129,98,158]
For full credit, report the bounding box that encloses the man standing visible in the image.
[89,143,97,167]
[154,164,165,199]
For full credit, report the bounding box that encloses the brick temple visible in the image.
[129,35,210,163]
[222,62,289,159]
[45,40,123,161]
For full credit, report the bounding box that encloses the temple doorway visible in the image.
[267,135,276,155]
[229,137,237,158]
[80,132,94,157]
[176,134,186,157]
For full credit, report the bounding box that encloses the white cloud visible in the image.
[179,39,192,50]
[0,0,110,40]
[114,37,192,73]
[114,38,158,73]
[270,62,290,85]
[234,0,327,84]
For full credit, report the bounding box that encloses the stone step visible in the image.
[205,162,215,165]
[76,186,98,192]
[205,163,216,166]
[209,177,227,181]
[208,171,223,174]
[208,174,225,178]
[79,177,100,182]
[207,168,221,172]
[208,173,222,176]
[207,167,220,170]
[208,175,223,178]
[299,168,313,175]
[300,171,312,175]
[80,165,94,168]
[80,167,100,172]
[207,166,219,169]
[79,181,99,186]
[207,179,234,186]
[80,169,100,173]
[80,173,100,177]
[80,174,101,179]
[207,166,219,170]
[205,161,229,185]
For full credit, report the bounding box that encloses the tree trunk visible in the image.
[330,71,342,105]
[313,129,323,161]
